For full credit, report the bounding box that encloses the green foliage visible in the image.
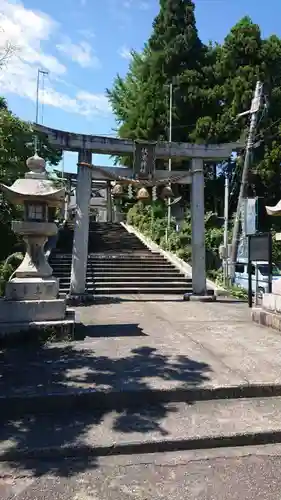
[0,252,23,296]
[208,268,248,300]
[127,201,222,268]
[272,233,281,265]
[0,100,62,261]
[0,104,61,186]
[108,2,281,214]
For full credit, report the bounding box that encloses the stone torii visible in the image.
[34,123,242,297]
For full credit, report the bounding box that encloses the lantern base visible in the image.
[0,298,67,323]
[5,277,59,301]
[0,309,75,339]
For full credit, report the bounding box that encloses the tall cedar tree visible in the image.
[108,0,208,146]
[108,7,281,213]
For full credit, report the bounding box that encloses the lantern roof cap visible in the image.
[0,153,65,207]
[26,153,46,174]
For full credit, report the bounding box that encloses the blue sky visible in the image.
[0,0,280,173]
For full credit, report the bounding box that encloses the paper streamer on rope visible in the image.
[128,184,133,199]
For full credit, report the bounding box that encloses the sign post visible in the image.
[247,233,272,308]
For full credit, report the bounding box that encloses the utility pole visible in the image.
[167,82,173,237]
[230,81,264,280]
[35,68,49,153]
[223,169,230,285]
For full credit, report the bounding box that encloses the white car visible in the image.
[234,260,281,295]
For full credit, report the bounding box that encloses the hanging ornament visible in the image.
[112,183,123,197]
[137,187,150,200]
[152,185,157,201]
[160,186,174,199]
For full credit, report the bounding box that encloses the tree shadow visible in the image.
[0,339,211,478]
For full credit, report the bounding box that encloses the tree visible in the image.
[0,102,61,185]
[0,100,62,260]
[108,3,281,222]
[0,29,18,69]
[108,0,208,147]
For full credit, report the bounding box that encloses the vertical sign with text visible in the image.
[134,141,156,179]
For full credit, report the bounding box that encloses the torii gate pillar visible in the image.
[191,158,206,295]
[70,150,92,296]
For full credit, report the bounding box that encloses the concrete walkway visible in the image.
[3,447,281,499]
[1,296,281,401]
[3,297,281,494]
[3,446,281,499]
[2,297,281,469]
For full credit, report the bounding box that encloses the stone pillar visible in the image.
[70,150,92,296]
[191,158,206,295]
[106,181,112,222]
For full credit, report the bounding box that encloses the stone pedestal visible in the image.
[5,277,59,301]
[0,153,75,337]
[0,298,66,323]
[252,293,281,332]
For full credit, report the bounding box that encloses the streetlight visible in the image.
[35,68,49,153]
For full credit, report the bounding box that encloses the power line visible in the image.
[255,116,281,141]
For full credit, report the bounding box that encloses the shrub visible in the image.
[127,201,224,269]
[0,252,24,296]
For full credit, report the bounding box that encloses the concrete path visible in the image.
[3,299,281,495]
[3,397,281,462]
[1,296,281,400]
[2,446,281,499]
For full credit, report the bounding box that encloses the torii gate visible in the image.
[35,124,242,297]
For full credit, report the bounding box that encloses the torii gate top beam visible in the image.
[35,124,243,161]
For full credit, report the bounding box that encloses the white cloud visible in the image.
[57,38,100,69]
[0,0,109,117]
[78,28,95,40]
[118,45,132,60]
[139,1,150,10]
[76,91,110,115]
[122,0,150,9]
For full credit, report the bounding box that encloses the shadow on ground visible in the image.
[0,323,210,477]
[74,322,147,339]
[69,296,185,307]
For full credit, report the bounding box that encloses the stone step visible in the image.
[55,275,188,281]
[58,279,190,286]
[59,277,191,283]
[92,271,186,276]
[92,287,190,294]
[59,283,192,295]
[2,397,281,460]
[90,260,168,264]
[55,273,181,282]
[52,266,176,273]
[51,256,166,261]
[51,260,171,265]
[54,271,187,277]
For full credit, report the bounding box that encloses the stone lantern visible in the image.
[0,154,74,334]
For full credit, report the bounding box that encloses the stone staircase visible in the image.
[49,222,192,295]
